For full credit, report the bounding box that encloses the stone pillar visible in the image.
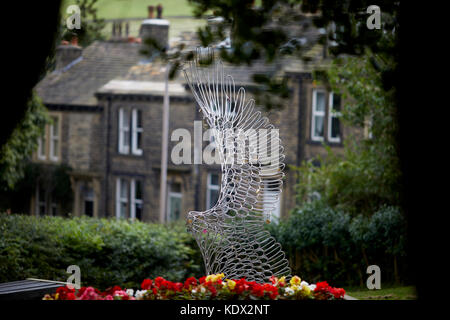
[93,178,101,218]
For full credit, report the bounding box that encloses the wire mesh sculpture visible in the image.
[183,49,291,283]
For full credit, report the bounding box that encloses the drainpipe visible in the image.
[159,64,170,223]
[105,96,112,218]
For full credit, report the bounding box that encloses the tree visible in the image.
[61,0,106,47]
[293,51,400,216]
[0,92,50,191]
[164,1,399,92]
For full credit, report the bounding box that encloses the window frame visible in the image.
[206,173,220,209]
[49,115,61,161]
[167,183,182,222]
[115,178,129,220]
[130,179,143,221]
[118,108,130,154]
[311,89,326,142]
[37,136,46,160]
[131,109,143,156]
[327,92,342,143]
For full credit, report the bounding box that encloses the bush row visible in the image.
[266,203,409,287]
[0,214,203,289]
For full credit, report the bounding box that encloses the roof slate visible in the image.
[35,41,144,106]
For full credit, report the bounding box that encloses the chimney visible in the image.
[55,40,82,71]
[139,5,169,50]
[148,5,154,19]
[156,4,162,19]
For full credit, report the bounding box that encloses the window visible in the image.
[328,93,342,143]
[311,90,326,141]
[116,178,128,219]
[119,108,143,155]
[118,108,130,154]
[37,136,46,160]
[206,173,220,209]
[36,114,60,162]
[49,116,60,161]
[117,178,144,221]
[82,185,94,217]
[130,179,143,221]
[36,184,46,216]
[262,180,282,221]
[35,184,58,216]
[167,183,182,221]
[132,109,143,155]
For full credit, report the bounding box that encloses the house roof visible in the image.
[35,41,144,106]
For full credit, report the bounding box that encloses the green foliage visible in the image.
[0,92,49,191]
[0,214,203,290]
[294,52,401,216]
[267,202,408,286]
[61,0,106,47]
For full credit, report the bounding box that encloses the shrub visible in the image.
[266,202,408,287]
[0,214,203,290]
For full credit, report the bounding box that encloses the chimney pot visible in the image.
[148,5,155,19]
[156,4,163,19]
[70,36,79,46]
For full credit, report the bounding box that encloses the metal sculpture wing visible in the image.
[183,52,291,283]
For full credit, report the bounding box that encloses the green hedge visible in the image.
[266,203,408,287]
[0,214,203,290]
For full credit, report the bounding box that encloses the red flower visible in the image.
[66,292,76,300]
[184,277,197,289]
[199,276,206,284]
[154,277,165,288]
[105,285,122,296]
[330,287,346,299]
[56,286,76,300]
[314,281,330,291]
[141,279,153,290]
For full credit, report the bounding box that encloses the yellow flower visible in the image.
[278,276,286,286]
[302,286,311,295]
[206,273,225,283]
[227,279,236,290]
[291,284,301,292]
[290,275,301,286]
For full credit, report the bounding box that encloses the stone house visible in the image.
[33,18,363,222]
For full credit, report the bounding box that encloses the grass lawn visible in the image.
[62,0,197,19]
[346,286,417,300]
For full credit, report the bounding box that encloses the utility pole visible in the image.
[159,63,170,223]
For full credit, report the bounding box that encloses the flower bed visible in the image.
[43,274,345,300]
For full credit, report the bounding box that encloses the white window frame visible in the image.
[130,179,143,221]
[37,136,46,160]
[115,178,128,220]
[327,92,342,143]
[118,108,130,154]
[262,180,282,222]
[167,185,182,221]
[311,89,326,141]
[49,116,60,161]
[131,109,143,156]
[206,173,220,209]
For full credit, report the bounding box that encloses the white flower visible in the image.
[308,284,316,291]
[126,289,134,297]
[300,281,309,287]
[284,287,295,296]
[200,287,206,293]
[134,290,146,300]
[192,289,197,294]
